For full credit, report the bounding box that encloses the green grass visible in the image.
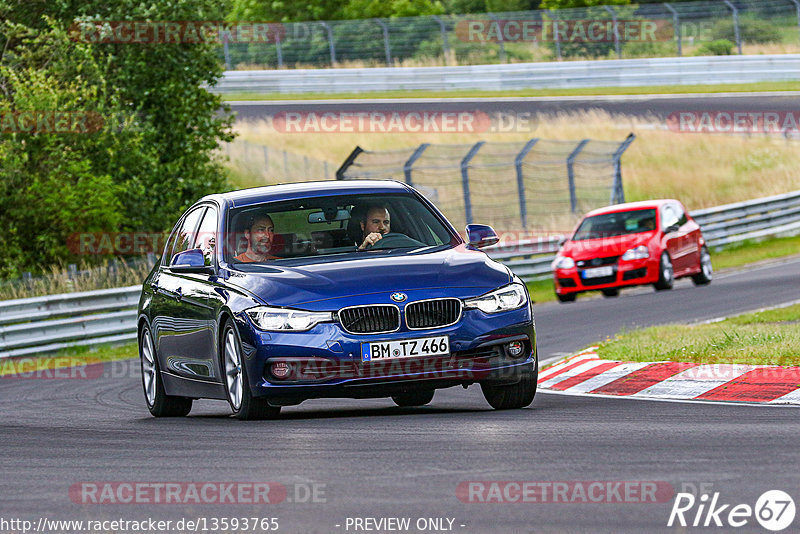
[596,303,800,366]
[221,81,800,102]
[0,342,138,377]
[527,233,800,305]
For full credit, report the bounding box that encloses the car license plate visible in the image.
[362,336,449,362]
[581,266,614,278]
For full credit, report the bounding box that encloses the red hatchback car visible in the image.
[552,200,712,302]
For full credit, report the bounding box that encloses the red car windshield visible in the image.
[572,209,657,241]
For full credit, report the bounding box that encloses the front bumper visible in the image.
[233,305,536,403]
[554,257,659,295]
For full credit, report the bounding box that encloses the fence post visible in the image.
[549,10,562,61]
[603,5,621,59]
[566,139,589,214]
[336,146,365,180]
[403,143,429,187]
[222,35,231,69]
[790,0,800,40]
[611,133,635,205]
[375,19,393,66]
[461,142,484,225]
[432,15,450,65]
[304,155,309,177]
[275,29,284,68]
[324,161,330,180]
[283,150,289,177]
[263,145,269,169]
[319,22,337,65]
[488,14,507,63]
[722,0,742,54]
[663,3,681,57]
[515,138,539,228]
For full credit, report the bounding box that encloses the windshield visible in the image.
[225,192,458,264]
[572,208,657,241]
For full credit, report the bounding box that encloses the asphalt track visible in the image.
[2,257,799,533]
[229,92,800,121]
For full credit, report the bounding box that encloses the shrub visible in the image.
[694,39,734,56]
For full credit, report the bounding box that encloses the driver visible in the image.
[358,205,391,250]
[235,214,279,262]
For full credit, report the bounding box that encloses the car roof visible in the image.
[583,199,677,218]
[200,180,413,208]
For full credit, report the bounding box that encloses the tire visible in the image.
[556,292,576,303]
[139,325,192,417]
[653,252,674,291]
[692,246,713,286]
[392,389,435,407]
[601,288,620,297]
[221,320,280,421]
[480,367,537,410]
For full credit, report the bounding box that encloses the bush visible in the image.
[695,39,734,56]
[709,17,782,45]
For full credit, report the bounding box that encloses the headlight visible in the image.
[464,283,528,314]
[621,245,650,261]
[246,306,333,331]
[552,255,575,270]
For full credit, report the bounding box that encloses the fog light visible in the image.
[506,341,525,358]
[271,361,291,379]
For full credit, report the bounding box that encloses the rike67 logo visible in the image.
[668,490,795,531]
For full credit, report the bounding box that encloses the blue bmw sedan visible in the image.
[138,180,537,419]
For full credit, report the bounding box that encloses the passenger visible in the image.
[358,205,391,250]
[235,214,279,262]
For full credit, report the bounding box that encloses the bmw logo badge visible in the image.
[391,292,407,302]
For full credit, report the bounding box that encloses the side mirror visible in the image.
[170,249,215,274]
[557,236,567,248]
[466,224,499,249]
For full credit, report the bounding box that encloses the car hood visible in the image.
[562,232,655,261]
[223,245,511,309]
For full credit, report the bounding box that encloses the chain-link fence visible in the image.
[338,135,635,232]
[224,139,335,183]
[221,0,800,70]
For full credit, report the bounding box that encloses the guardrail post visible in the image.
[319,22,337,65]
[603,6,621,59]
[263,145,269,169]
[488,14,507,63]
[336,146,365,180]
[403,143,429,187]
[275,30,284,68]
[723,0,742,54]
[222,36,231,69]
[283,150,289,177]
[432,15,450,65]
[611,133,635,205]
[548,11,562,61]
[663,3,681,57]
[790,0,800,40]
[566,140,589,214]
[461,142,484,225]
[515,138,539,228]
[324,161,330,180]
[375,19,393,66]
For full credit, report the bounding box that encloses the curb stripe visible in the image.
[565,362,651,393]
[634,364,756,399]
[537,355,599,384]
[538,352,597,381]
[538,359,610,389]
[550,361,624,391]
[590,362,699,396]
[697,367,800,402]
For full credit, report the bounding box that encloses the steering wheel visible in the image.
[367,233,426,250]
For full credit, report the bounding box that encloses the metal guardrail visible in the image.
[2,189,799,358]
[212,55,800,94]
[0,286,140,359]
[485,189,800,281]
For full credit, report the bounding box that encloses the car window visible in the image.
[170,207,205,263]
[675,203,688,226]
[662,205,679,231]
[227,193,457,264]
[193,207,218,266]
[572,209,657,240]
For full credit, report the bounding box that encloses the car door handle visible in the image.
[175,287,183,301]
[150,282,159,291]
